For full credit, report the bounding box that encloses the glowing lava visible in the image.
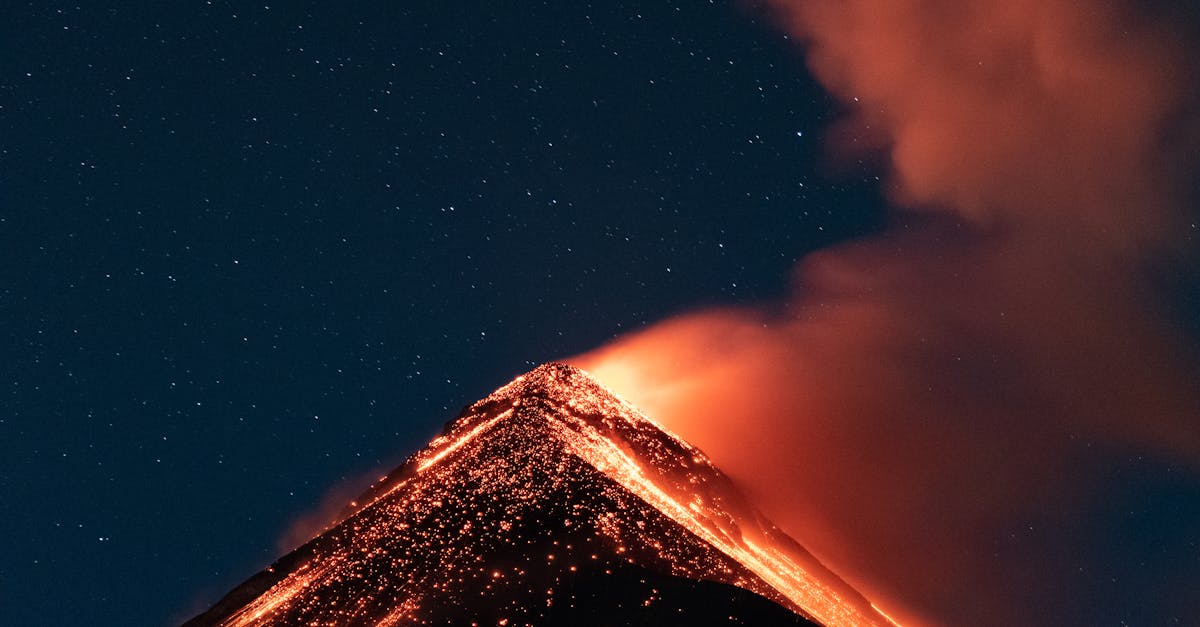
[186,364,896,626]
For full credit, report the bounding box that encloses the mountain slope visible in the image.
[186,363,895,626]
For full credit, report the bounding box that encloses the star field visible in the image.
[1,2,885,625]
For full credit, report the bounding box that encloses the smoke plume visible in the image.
[572,1,1200,624]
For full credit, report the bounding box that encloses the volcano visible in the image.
[186,363,897,626]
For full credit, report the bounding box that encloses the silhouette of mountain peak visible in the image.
[185,364,896,627]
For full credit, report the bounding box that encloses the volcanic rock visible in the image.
[185,363,895,626]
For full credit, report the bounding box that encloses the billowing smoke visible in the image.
[572,1,1200,624]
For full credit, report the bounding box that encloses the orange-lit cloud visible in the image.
[573,1,1200,624]
[277,467,388,553]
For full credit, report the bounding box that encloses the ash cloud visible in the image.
[573,1,1200,624]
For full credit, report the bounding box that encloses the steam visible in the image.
[277,468,386,553]
[572,1,1200,624]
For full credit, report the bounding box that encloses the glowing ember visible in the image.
[186,364,896,626]
[416,408,514,472]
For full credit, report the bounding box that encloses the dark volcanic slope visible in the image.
[187,364,895,626]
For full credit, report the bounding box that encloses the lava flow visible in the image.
[186,363,897,626]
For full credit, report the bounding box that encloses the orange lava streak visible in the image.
[417,408,514,472]
[373,598,421,627]
[224,563,335,626]
[559,371,894,627]
[872,602,905,627]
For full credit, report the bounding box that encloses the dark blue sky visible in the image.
[1,2,887,624]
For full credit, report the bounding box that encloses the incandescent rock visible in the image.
[186,363,895,626]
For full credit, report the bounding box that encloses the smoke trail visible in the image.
[277,468,389,553]
[572,1,1200,624]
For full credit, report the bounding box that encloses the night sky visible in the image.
[2,3,887,625]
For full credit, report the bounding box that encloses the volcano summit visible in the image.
[186,363,896,626]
